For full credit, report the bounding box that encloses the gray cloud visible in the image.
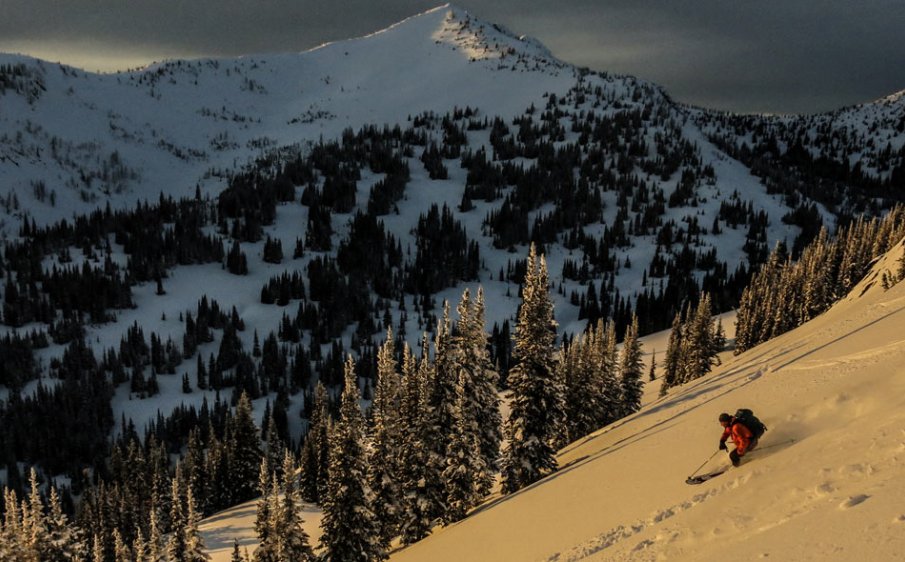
[1,0,902,113]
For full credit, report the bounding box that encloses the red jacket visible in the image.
[721,420,755,455]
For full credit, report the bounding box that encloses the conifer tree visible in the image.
[300,382,331,504]
[660,313,683,396]
[92,533,105,562]
[166,472,187,562]
[319,355,383,562]
[368,328,403,548]
[113,528,129,562]
[1,488,23,560]
[454,287,501,494]
[442,371,486,523]
[618,315,644,418]
[397,340,435,545]
[148,502,165,562]
[501,244,565,494]
[231,540,244,562]
[47,484,86,561]
[21,468,60,562]
[274,451,314,561]
[184,483,211,562]
[255,457,272,544]
[132,527,148,562]
[599,319,621,426]
[229,392,263,503]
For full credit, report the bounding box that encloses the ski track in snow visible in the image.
[541,485,725,562]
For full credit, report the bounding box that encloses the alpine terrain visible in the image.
[0,4,903,562]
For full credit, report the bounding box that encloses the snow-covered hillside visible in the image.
[382,240,905,562]
[196,238,905,561]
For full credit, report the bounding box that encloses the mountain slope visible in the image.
[387,240,905,561]
[0,4,576,231]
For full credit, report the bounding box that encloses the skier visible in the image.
[718,412,758,466]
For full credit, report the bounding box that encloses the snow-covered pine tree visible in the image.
[184,481,211,561]
[682,294,719,384]
[255,456,272,544]
[659,312,683,396]
[442,370,487,524]
[92,533,104,562]
[167,467,188,562]
[254,479,281,562]
[368,328,403,548]
[397,339,435,545]
[319,355,383,562]
[133,527,148,562]
[185,428,209,516]
[113,528,129,562]
[231,539,244,562]
[561,328,598,442]
[598,319,621,428]
[648,349,657,381]
[299,382,330,504]
[618,315,644,418]
[22,468,52,561]
[47,483,87,561]
[455,287,501,494]
[501,244,565,494]
[274,451,315,562]
[147,500,165,562]
[559,336,580,443]
[262,409,285,476]
[0,487,22,560]
[428,302,458,470]
[228,392,263,504]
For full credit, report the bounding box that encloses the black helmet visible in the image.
[718,413,732,423]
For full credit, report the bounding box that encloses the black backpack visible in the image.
[734,408,767,439]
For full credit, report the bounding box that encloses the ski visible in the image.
[685,470,727,485]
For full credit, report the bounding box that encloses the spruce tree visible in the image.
[319,355,383,562]
[166,472,187,562]
[1,488,22,560]
[255,457,272,544]
[300,382,331,504]
[113,528,130,562]
[660,312,683,396]
[397,341,436,545]
[229,392,263,503]
[368,328,403,548]
[618,315,644,418]
[599,319,621,426]
[133,527,148,562]
[184,483,211,562]
[500,244,565,494]
[148,501,165,562]
[454,287,501,494]
[275,451,315,561]
[47,484,86,561]
[442,371,486,523]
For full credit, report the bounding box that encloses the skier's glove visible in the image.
[718,441,727,451]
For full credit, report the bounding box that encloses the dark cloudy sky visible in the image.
[1,0,902,114]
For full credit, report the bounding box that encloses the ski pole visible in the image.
[688,449,721,479]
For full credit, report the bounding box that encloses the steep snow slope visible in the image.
[386,241,905,561]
